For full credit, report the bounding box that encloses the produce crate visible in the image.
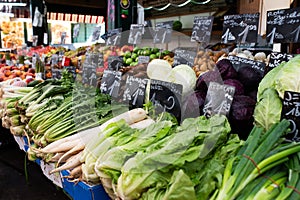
[61,170,110,200]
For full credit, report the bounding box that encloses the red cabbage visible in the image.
[229,95,256,140]
[216,59,238,80]
[237,66,263,92]
[195,70,223,99]
[224,79,244,95]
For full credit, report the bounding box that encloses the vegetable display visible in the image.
[2,42,300,200]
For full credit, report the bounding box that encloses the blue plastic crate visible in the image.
[61,170,110,200]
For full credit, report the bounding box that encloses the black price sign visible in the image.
[108,56,123,71]
[51,68,63,80]
[128,24,144,44]
[82,65,97,86]
[222,13,259,43]
[191,16,214,43]
[267,7,300,43]
[153,21,173,44]
[203,82,235,117]
[98,53,104,67]
[122,76,148,107]
[106,28,122,46]
[228,55,266,76]
[281,91,300,142]
[266,52,293,72]
[149,79,182,120]
[100,70,122,98]
[92,26,102,42]
[138,56,150,64]
[173,47,197,67]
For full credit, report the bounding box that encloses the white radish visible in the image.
[129,118,155,129]
[50,152,82,174]
[56,143,85,166]
[48,152,65,163]
[39,138,82,154]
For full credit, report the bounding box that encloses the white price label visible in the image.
[40,160,63,188]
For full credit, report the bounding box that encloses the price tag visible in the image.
[191,16,214,43]
[267,7,300,43]
[108,56,123,71]
[73,23,80,38]
[137,56,150,64]
[281,91,300,142]
[92,25,102,42]
[128,24,144,44]
[13,136,25,151]
[203,82,235,117]
[82,65,97,86]
[173,47,197,67]
[266,52,293,73]
[149,79,182,121]
[51,68,63,79]
[222,13,260,43]
[228,55,266,77]
[123,76,148,107]
[100,70,122,98]
[98,53,104,67]
[153,21,173,44]
[40,160,63,188]
[106,28,122,46]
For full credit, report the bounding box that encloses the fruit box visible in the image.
[61,170,110,200]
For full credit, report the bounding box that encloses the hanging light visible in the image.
[144,0,211,11]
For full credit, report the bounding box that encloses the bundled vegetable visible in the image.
[212,119,300,200]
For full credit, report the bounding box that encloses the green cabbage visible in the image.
[255,55,300,130]
[254,88,282,130]
[258,55,300,100]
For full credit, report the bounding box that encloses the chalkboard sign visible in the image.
[100,70,122,98]
[222,13,260,43]
[51,68,63,80]
[138,56,150,64]
[191,16,214,43]
[92,26,102,42]
[82,64,97,86]
[106,28,122,46]
[122,76,148,107]
[98,53,104,67]
[281,91,300,142]
[128,24,144,44]
[108,56,123,71]
[228,55,266,76]
[267,7,300,43]
[149,79,182,121]
[153,21,173,44]
[203,82,235,117]
[173,47,197,67]
[266,52,293,72]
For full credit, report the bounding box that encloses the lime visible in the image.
[135,57,139,62]
[124,51,131,58]
[131,53,138,60]
[143,50,151,56]
[156,52,162,58]
[133,47,140,53]
[152,47,159,54]
[150,54,157,60]
[125,58,133,65]
[123,56,127,63]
